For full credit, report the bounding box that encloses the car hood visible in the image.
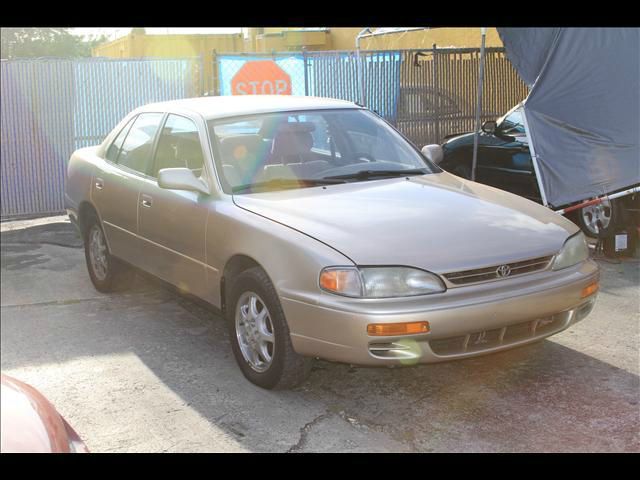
[232,172,578,273]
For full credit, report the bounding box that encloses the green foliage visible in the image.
[1,28,108,59]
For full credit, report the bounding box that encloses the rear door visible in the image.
[91,112,163,265]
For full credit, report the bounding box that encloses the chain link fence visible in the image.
[1,57,202,219]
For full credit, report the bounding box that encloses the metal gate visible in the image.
[396,47,529,147]
[1,57,201,219]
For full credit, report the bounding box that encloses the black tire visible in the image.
[226,267,312,390]
[575,198,622,238]
[83,213,134,293]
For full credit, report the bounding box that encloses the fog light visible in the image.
[367,321,430,336]
[581,281,599,298]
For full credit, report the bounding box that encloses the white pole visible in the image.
[554,186,640,215]
[521,104,550,207]
[471,27,487,182]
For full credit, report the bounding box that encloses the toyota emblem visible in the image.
[496,265,511,277]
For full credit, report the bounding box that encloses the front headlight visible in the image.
[552,232,589,270]
[320,266,445,298]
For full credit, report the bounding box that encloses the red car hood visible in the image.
[0,374,88,453]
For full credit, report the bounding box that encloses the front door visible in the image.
[137,114,211,300]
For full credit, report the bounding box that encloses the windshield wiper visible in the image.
[324,168,429,181]
[232,178,346,194]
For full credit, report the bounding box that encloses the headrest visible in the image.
[270,130,313,161]
[274,121,316,134]
[220,135,262,162]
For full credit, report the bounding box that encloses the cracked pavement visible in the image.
[1,216,639,452]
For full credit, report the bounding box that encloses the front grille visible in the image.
[443,255,553,286]
[429,313,569,356]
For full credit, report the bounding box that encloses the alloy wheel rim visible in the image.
[582,200,612,235]
[235,291,275,373]
[89,226,108,281]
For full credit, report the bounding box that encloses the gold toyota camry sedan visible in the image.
[65,96,599,389]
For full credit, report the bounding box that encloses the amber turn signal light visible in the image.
[367,321,430,336]
[581,281,599,298]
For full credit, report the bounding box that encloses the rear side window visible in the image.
[105,116,136,162]
[152,115,204,177]
[116,113,163,174]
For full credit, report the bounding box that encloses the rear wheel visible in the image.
[83,214,133,292]
[227,267,312,390]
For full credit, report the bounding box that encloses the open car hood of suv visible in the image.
[232,172,577,273]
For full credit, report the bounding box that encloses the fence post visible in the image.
[211,50,218,96]
[197,53,204,97]
[432,44,440,144]
[302,48,309,96]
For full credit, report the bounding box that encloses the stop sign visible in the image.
[231,61,292,96]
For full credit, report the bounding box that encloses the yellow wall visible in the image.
[357,28,503,50]
[254,28,503,51]
[93,28,502,59]
[250,29,331,52]
[329,28,365,50]
[92,28,504,94]
[93,30,244,93]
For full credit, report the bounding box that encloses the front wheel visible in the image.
[227,267,312,390]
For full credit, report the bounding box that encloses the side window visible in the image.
[500,108,526,134]
[511,152,533,171]
[105,116,136,162]
[116,113,163,174]
[152,115,205,177]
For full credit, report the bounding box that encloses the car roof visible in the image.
[139,95,362,120]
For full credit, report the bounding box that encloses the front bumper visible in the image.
[281,259,599,366]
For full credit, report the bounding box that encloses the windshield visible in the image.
[497,106,526,135]
[208,109,437,193]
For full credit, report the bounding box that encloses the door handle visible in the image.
[95,178,104,190]
[141,194,153,208]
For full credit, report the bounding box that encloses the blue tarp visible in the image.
[498,28,640,207]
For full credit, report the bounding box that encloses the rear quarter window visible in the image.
[105,116,136,163]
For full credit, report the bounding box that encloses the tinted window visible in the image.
[105,116,136,162]
[116,113,163,174]
[153,115,204,177]
[498,108,525,134]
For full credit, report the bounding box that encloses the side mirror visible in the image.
[481,120,497,134]
[421,144,444,165]
[158,168,209,195]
